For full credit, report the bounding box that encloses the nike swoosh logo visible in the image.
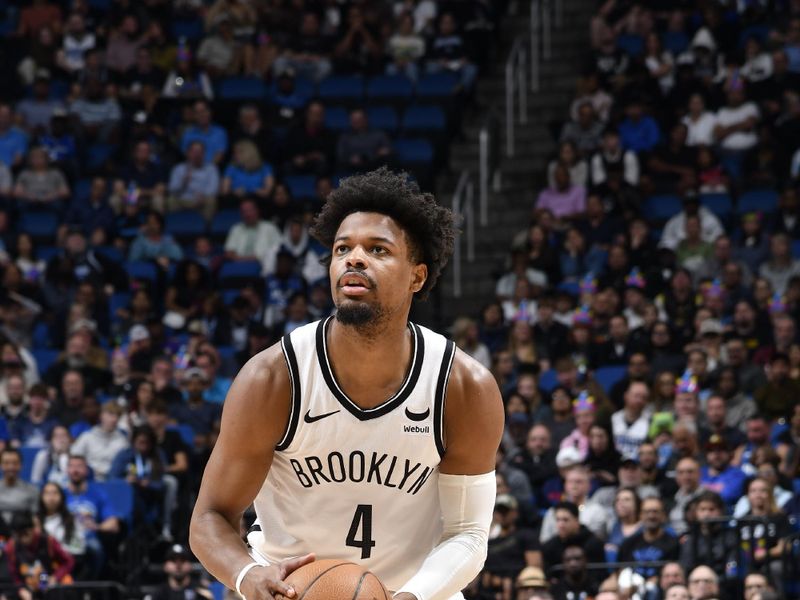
[304,409,340,423]
[405,407,430,421]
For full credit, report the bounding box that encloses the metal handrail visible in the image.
[478,109,500,227]
[451,170,475,298]
[504,37,527,157]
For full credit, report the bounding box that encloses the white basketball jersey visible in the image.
[248,317,456,593]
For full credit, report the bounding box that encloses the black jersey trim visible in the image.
[315,317,425,421]
[433,339,456,458]
[276,333,301,451]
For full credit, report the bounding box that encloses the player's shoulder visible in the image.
[447,346,502,410]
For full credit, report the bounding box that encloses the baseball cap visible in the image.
[129,324,150,342]
[516,566,547,589]
[620,457,639,468]
[556,446,583,469]
[494,494,518,511]
[704,434,730,452]
[699,319,723,336]
[182,367,209,383]
[187,320,209,336]
[166,544,191,561]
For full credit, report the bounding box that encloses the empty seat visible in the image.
[366,106,399,135]
[738,189,778,214]
[18,211,58,242]
[32,348,59,373]
[699,193,733,221]
[96,480,134,528]
[318,75,364,104]
[284,175,317,200]
[617,34,644,56]
[641,194,682,223]
[126,261,158,284]
[323,106,351,132]
[366,75,414,103]
[401,105,446,134]
[393,139,434,165]
[210,209,240,240]
[218,260,262,286]
[165,210,207,241]
[218,77,269,100]
[416,72,460,99]
[594,365,627,395]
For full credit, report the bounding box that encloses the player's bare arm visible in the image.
[189,345,314,600]
[395,349,504,600]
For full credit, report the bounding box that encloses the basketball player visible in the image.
[190,168,504,600]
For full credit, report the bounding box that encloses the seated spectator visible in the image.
[5,510,74,597]
[759,232,800,296]
[549,544,601,599]
[611,381,652,459]
[424,12,477,92]
[71,402,129,481]
[146,543,214,600]
[194,350,231,405]
[676,215,712,276]
[164,261,210,330]
[660,195,723,251]
[743,572,773,600]
[699,434,746,508]
[483,494,541,591]
[682,94,717,147]
[111,140,167,214]
[267,69,310,130]
[167,142,220,221]
[221,140,275,200]
[560,101,604,156]
[742,37,773,85]
[197,16,242,78]
[603,486,641,561]
[679,490,737,579]
[644,32,674,96]
[755,352,800,422]
[686,566,719,600]
[386,12,426,81]
[12,384,57,449]
[31,425,72,488]
[105,14,145,75]
[162,49,214,100]
[647,123,696,193]
[0,104,29,169]
[39,110,78,177]
[713,80,760,172]
[180,100,228,165]
[44,330,110,394]
[540,466,610,542]
[333,5,384,75]
[617,496,679,579]
[38,482,87,576]
[16,72,65,136]
[69,78,122,143]
[231,104,273,168]
[63,177,115,239]
[618,98,661,154]
[536,165,586,223]
[120,46,166,113]
[13,147,70,207]
[273,12,333,83]
[128,211,184,266]
[170,367,221,451]
[56,13,96,74]
[547,141,587,188]
[590,128,639,188]
[514,566,549,600]
[336,109,392,171]
[109,425,175,540]
[0,448,39,525]
[285,102,336,177]
[540,501,605,576]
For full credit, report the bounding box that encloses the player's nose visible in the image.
[345,245,368,269]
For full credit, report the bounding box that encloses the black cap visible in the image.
[166,544,191,561]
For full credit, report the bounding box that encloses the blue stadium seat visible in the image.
[416,72,460,99]
[218,260,262,286]
[35,246,60,262]
[95,245,125,265]
[792,240,800,259]
[210,581,226,600]
[699,193,733,221]
[285,175,317,200]
[393,139,434,165]
[19,211,58,242]
[49,79,70,101]
[32,348,59,373]
[323,106,350,132]
[20,446,39,483]
[222,289,241,305]
[127,261,158,284]
[88,0,112,9]
[401,105,446,133]
[165,210,207,240]
[661,31,689,55]
[85,144,113,171]
[594,366,627,395]
[739,24,770,48]
[557,281,580,297]
[318,75,364,103]
[617,34,644,57]
[217,345,236,362]
[539,369,558,393]
[97,480,134,528]
[218,77,269,101]
[108,292,131,320]
[366,75,414,103]
[32,322,51,349]
[168,424,195,447]
[210,209,240,240]
[72,179,93,204]
[642,194,682,222]
[738,189,778,214]
[367,106,399,135]
[171,20,204,41]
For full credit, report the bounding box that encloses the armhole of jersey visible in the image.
[275,333,301,451]
[433,339,456,459]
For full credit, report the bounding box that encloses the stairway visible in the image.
[424,0,595,329]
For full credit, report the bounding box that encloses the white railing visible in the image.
[451,170,475,298]
[505,37,527,157]
[478,110,500,227]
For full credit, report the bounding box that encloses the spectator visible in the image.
[540,501,605,575]
[686,566,719,600]
[759,232,800,296]
[547,141,588,189]
[668,457,702,535]
[230,104,273,169]
[560,101,604,155]
[56,13,96,74]
[660,195,724,252]
[618,99,661,154]
[69,78,122,143]
[128,210,184,265]
[617,496,679,579]
[590,128,639,187]
[162,49,214,100]
[171,367,220,449]
[743,572,772,600]
[197,16,241,78]
[11,384,57,449]
[195,351,231,405]
[0,448,39,524]
[0,105,28,169]
[549,545,601,599]
[754,352,800,421]
[16,72,65,136]
[13,147,69,207]
[143,543,213,600]
[273,12,333,83]
[647,123,696,193]
[105,14,145,75]
[38,482,87,574]
[386,12,426,81]
[221,140,275,200]
[611,381,652,459]
[120,47,166,113]
[180,101,228,166]
[452,317,491,369]
[284,102,336,176]
[336,109,392,171]
[71,402,129,481]
[332,5,384,75]
[167,142,220,221]
[682,94,717,147]
[604,486,642,561]
[539,466,609,542]
[30,425,72,487]
[700,434,747,508]
[536,165,587,222]
[713,80,760,167]
[484,494,541,589]
[111,140,167,214]
[515,567,550,600]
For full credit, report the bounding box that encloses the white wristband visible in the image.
[235,561,262,597]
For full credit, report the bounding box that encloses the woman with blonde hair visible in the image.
[739,476,790,586]
[221,139,275,199]
[507,320,537,366]
[451,317,491,368]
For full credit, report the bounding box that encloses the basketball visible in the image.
[277,559,390,600]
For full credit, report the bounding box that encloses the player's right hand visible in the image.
[240,554,315,600]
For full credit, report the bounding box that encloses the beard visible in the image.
[336,301,378,327]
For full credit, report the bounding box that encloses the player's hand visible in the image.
[393,594,418,600]
[240,554,315,600]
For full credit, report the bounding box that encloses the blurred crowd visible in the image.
[468,0,800,599]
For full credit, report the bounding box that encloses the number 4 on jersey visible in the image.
[346,504,376,559]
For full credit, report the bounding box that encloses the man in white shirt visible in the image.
[224,198,281,262]
[660,195,724,250]
[714,83,760,152]
[539,466,610,542]
[611,380,653,459]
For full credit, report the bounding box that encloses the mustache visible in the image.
[337,269,377,288]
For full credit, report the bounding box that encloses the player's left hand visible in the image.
[241,553,315,600]
[392,594,418,600]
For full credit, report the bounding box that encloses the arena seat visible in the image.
[126,261,159,285]
[97,480,135,529]
[401,105,447,134]
[95,245,125,265]
[20,446,39,482]
[367,106,399,136]
[616,33,644,57]
[539,369,558,393]
[641,194,682,223]
[218,260,262,286]
[32,348,60,373]
[35,245,60,262]
[366,75,414,105]
[284,175,317,200]
[19,211,59,243]
[415,72,460,100]
[210,210,240,241]
[165,210,207,242]
[738,189,779,214]
[594,365,627,395]
[699,193,733,222]
[323,106,351,132]
[318,75,365,105]
[393,139,434,165]
[218,77,269,101]
[171,20,204,41]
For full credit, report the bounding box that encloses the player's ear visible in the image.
[410,263,427,294]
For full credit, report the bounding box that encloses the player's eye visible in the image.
[335,245,349,254]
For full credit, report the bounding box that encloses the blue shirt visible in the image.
[181,125,228,163]
[171,399,221,434]
[701,465,747,507]
[10,417,58,448]
[203,377,232,405]
[128,233,184,262]
[0,127,28,166]
[39,134,77,162]
[223,163,273,194]
[0,417,7,441]
[618,116,661,153]
[65,482,121,537]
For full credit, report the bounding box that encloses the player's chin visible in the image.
[335,299,378,326]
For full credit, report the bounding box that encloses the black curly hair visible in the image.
[310,167,455,300]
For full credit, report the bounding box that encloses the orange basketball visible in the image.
[277,559,389,600]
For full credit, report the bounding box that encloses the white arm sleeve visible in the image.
[394,471,496,600]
